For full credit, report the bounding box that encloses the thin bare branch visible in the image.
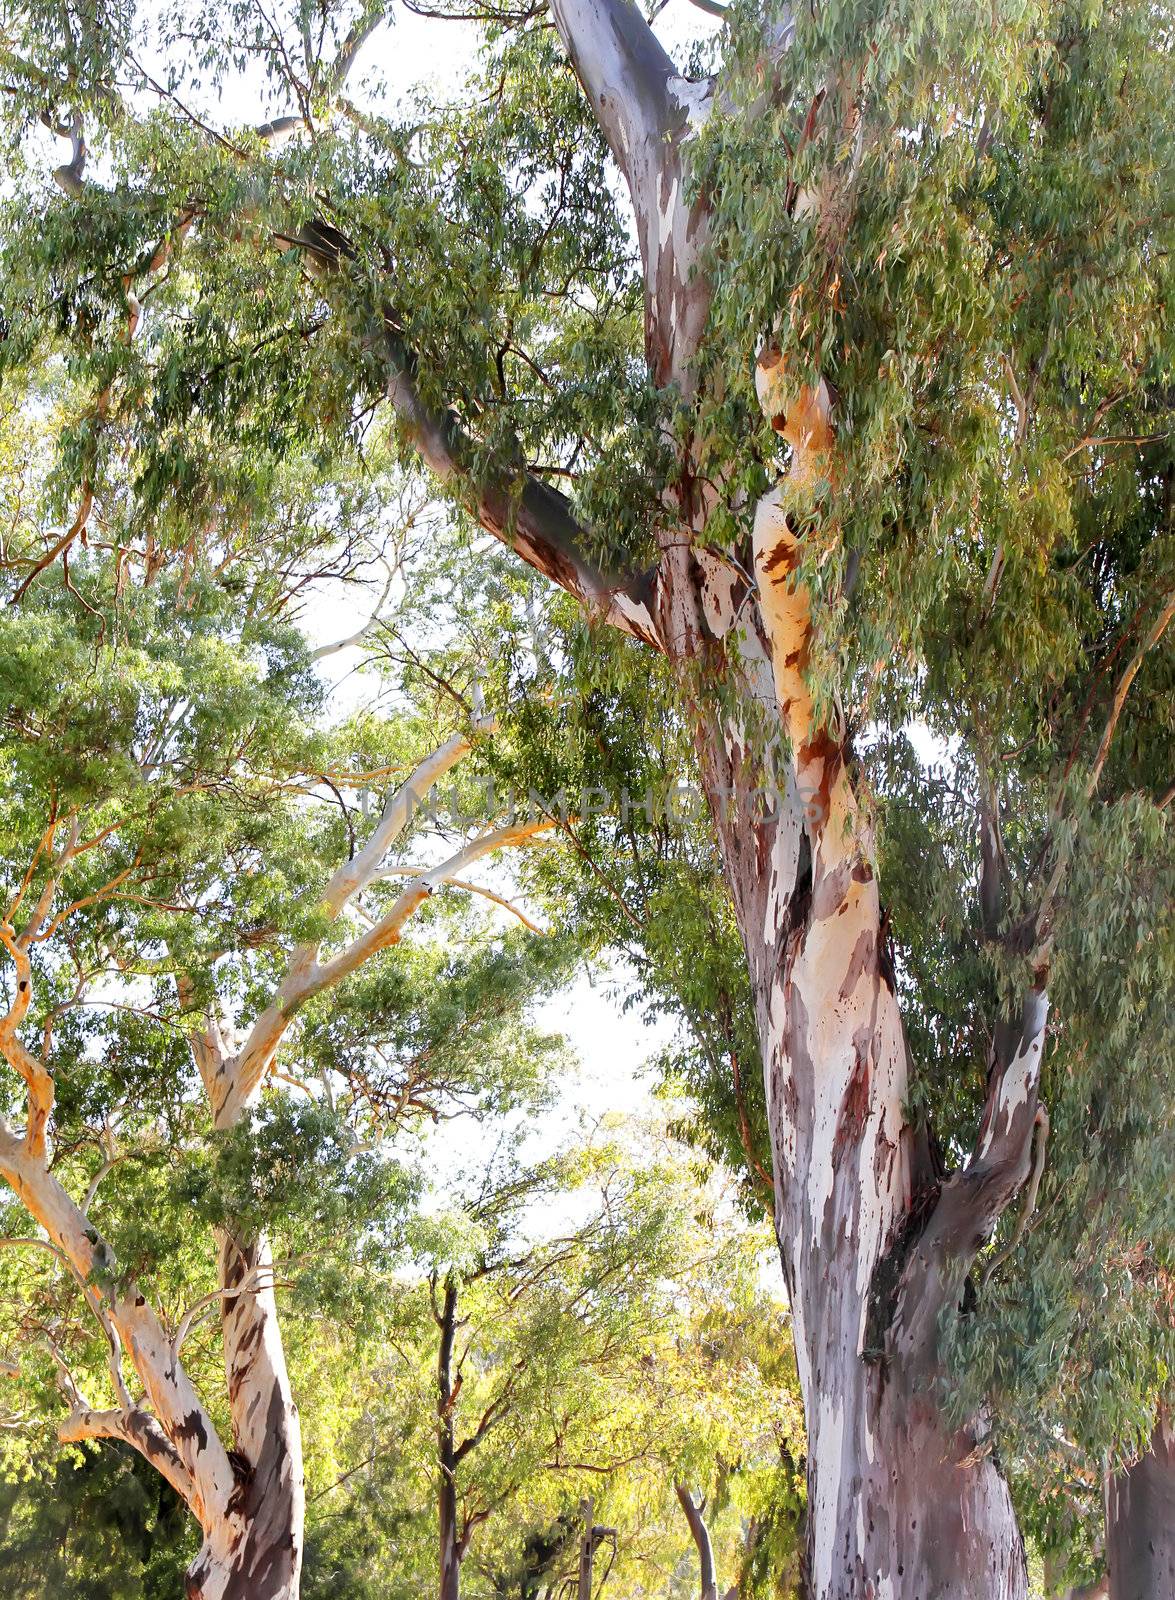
[1087,587,1175,799]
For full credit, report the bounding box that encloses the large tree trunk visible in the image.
[1106,1412,1175,1600]
[643,358,1029,1594]
[690,680,1027,1597]
[184,1234,305,1600]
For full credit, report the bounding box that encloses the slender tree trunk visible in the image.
[675,1484,719,1600]
[1106,1412,1175,1600]
[577,1498,596,1600]
[180,1226,303,1599]
[439,1467,462,1600]
[183,731,505,1597]
[182,1034,306,1599]
[437,1276,463,1600]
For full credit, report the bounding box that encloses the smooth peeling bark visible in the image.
[676,1484,720,1600]
[593,352,1030,1596]
[697,709,1027,1595]
[731,355,1028,1598]
[1106,1411,1175,1600]
[183,1235,305,1600]
[548,0,711,395]
[183,1041,311,1595]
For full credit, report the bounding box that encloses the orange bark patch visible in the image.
[798,727,843,823]
[781,385,835,453]
[763,536,800,576]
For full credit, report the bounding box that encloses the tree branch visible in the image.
[59,1405,198,1508]
[675,1482,719,1600]
[548,1,678,190]
[980,1105,1049,1289]
[382,325,662,646]
[171,1260,285,1358]
[893,986,1049,1369]
[0,927,56,1158]
[310,819,555,994]
[207,743,551,1124]
[1087,587,1175,799]
[452,1362,523,1464]
[0,1123,234,1529]
[371,866,547,932]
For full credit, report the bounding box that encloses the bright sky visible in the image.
[350,2,720,103]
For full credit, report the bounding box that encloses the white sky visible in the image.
[352,3,720,105]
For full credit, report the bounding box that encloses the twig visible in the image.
[370,866,547,932]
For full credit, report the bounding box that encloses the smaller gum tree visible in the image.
[0,506,574,1598]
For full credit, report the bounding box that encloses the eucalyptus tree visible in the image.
[479,530,1174,1595]
[0,473,577,1600]
[2,0,1173,1595]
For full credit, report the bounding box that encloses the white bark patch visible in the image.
[610,589,661,645]
[811,1390,846,1599]
[789,1281,812,1402]
[762,858,783,951]
[766,980,797,1173]
[978,1003,1048,1159]
[796,903,873,1234]
[657,174,679,255]
[807,1074,841,1235]
[667,75,715,137]
[694,548,740,636]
